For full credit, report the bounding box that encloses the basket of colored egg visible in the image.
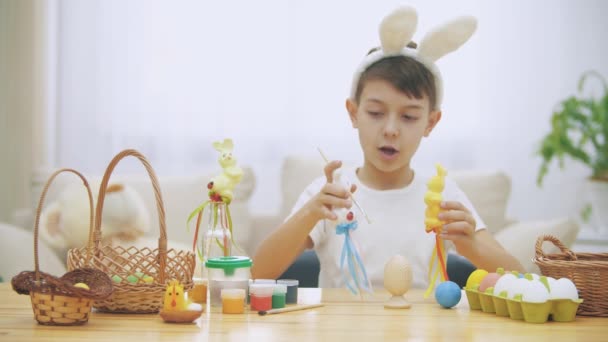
[66,150,196,313]
[534,234,608,317]
[464,266,583,323]
[11,169,113,325]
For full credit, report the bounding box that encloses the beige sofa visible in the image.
[0,155,580,282]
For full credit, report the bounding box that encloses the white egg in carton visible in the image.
[465,269,583,323]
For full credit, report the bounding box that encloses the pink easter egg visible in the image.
[478,273,501,293]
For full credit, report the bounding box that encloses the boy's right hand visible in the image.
[305,160,356,221]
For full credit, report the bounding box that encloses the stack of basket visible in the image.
[533,234,608,317]
[11,169,113,325]
[67,149,196,313]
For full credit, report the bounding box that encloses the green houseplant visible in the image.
[536,70,608,226]
[537,70,608,183]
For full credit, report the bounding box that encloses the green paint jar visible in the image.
[272,284,287,309]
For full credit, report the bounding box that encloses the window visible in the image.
[55,1,482,215]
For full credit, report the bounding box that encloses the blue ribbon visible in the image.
[336,221,372,295]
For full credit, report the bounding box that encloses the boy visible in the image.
[252,6,523,288]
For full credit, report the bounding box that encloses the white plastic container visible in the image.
[205,256,252,307]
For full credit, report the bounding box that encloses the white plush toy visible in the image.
[39,182,151,256]
[39,181,203,277]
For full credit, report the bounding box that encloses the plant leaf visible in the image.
[535,71,608,184]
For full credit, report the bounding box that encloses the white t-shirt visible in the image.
[288,167,485,289]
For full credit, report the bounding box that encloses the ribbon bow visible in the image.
[336,221,372,295]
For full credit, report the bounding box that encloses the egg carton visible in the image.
[465,288,582,323]
[464,269,583,324]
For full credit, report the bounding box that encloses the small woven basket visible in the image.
[67,149,196,313]
[11,169,113,326]
[533,234,608,317]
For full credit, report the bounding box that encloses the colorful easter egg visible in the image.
[74,282,90,290]
[435,281,462,308]
[465,269,488,289]
[478,272,501,293]
[127,274,139,283]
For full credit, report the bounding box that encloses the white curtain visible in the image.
[53,0,607,219]
[0,0,51,224]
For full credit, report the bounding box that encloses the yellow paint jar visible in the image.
[221,288,246,314]
[188,278,208,304]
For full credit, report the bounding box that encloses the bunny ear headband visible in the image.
[349,6,478,110]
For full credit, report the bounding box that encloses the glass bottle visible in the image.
[204,202,232,261]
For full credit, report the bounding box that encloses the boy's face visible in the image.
[346,79,441,178]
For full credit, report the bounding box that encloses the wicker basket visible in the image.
[533,234,608,317]
[67,149,196,313]
[11,169,113,326]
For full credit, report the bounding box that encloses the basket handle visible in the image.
[93,149,168,283]
[534,234,578,261]
[33,168,94,281]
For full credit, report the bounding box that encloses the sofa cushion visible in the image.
[0,223,66,281]
[280,156,326,219]
[494,217,580,273]
[450,170,511,234]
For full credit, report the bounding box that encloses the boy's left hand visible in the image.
[437,200,477,248]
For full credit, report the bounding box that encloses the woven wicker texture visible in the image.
[67,149,196,313]
[11,169,113,325]
[533,234,608,317]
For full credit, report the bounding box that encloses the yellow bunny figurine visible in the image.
[424,163,447,233]
[423,163,449,298]
[207,138,243,203]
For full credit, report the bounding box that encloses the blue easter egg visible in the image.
[435,281,462,308]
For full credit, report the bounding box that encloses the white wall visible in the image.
[39,0,608,224]
[475,1,608,221]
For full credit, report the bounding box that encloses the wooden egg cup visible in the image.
[384,255,413,309]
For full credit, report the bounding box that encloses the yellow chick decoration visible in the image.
[163,279,189,311]
[424,163,447,233]
[424,163,449,298]
[208,138,243,204]
[160,279,203,323]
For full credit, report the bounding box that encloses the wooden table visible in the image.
[0,283,605,341]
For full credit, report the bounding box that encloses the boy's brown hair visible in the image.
[353,54,437,110]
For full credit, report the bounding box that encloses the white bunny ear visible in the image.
[223,138,234,151]
[379,6,418,55]
[212,141,223,152]
[212,138,234,152]
[417,16,477,62]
